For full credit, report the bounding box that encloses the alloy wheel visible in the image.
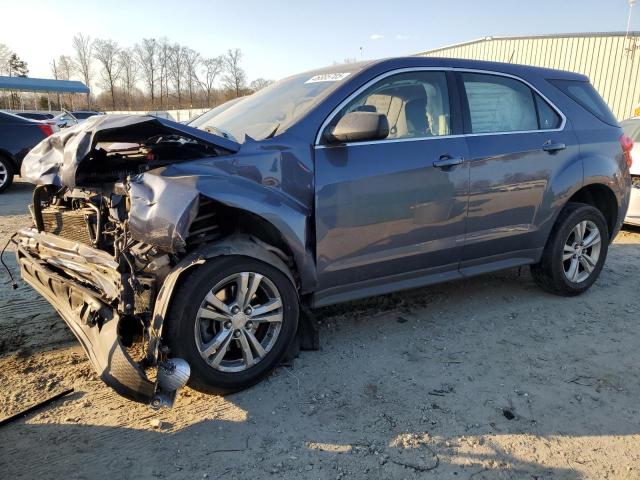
[194,272,283,372]
[0,162,7,189]
[562,220,602,283]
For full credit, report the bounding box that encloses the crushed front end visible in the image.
[12,115,240,406]
[14,184,196,406]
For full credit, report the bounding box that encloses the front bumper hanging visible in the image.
[13,228,191,406]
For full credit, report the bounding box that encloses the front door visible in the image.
[314,70,469,293]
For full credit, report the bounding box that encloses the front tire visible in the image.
[164,256,299,394]
[0,156,15,193]
[531,202,609,296]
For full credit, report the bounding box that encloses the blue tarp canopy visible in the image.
[0,76,89,94]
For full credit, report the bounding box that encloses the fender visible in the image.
[128,165,318,293]
[0,148,17,171]
[535,150,630,251]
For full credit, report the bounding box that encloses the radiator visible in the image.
[41,207,95,245]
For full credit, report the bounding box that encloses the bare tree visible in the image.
[51,55,74,110]
[50,58,62,109]
[169,43,186,108]
[0,43,11,76]
[57,55,74,80]
[94,39,122,110]
[72,33,93,108]
[135,39,157,108]
[199,56,223,106]
[182,47,200,107]
[119,48,138,110]
[249,78,274,92]
[156,38,171,108]
[222,48,246,97]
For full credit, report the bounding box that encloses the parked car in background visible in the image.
[71,110,104,120]
[53,110,104,129]
[146,110,175,121]
[15,57,632,405]
[0,111,54,192]
[52,111,77,129]
[621,117,640,225]
[13,111,55,121]
[4,111,60,132]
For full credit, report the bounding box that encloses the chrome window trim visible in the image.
[314,66,567,148]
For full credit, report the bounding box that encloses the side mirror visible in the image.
[324,111,389,144]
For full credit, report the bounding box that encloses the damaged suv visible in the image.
[13,57,631,406]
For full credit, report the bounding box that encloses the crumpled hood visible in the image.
[20,114,240,187]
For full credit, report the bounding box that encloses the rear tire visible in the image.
[0,156,15,193]
[531,202,609,296]
[164,255,299,395]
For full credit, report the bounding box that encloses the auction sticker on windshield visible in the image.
[305,72,351,83]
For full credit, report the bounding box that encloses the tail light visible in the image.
[620,133,634,168]
[37,124,54,137]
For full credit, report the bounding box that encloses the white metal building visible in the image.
[417,32,640,120]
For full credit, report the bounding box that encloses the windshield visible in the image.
[188,97,245,129]
[195,65,365,143]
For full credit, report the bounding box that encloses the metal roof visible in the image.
[416,31,640,56]
[0,76,90,94]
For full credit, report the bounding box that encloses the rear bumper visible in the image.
[14,229,156,403]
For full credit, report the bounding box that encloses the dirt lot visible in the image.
[1,178,640,479]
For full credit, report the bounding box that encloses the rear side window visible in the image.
[462,73,559,134]
[549,79,618,126]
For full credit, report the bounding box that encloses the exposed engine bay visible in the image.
[12,115,242,406]
[10,113,313,406]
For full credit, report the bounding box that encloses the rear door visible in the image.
[457,71,580,270]
[314,70,469,294]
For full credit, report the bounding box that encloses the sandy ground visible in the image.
[1,178,640,479]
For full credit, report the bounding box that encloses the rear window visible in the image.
[72,112,96,119]
[550,79,618,126]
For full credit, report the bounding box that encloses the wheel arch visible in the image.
[0,148,17,171]
[566,183,618,239]
[187,192,318,294]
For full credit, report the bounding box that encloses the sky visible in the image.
[0,0,638,85]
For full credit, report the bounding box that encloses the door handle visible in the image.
[542,140,566,153]
[433,155,464,168]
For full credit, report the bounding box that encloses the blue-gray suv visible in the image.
[14,57,632,405]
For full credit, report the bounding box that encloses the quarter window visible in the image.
[535,93,562,130]
[462,73,560,133]
[325,71,451,142]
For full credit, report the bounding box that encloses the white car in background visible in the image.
[621,117,640,226]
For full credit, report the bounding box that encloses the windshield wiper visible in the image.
[202,125,239,143]
[264,123,280,140]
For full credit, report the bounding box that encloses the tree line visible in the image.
[0,35,274,112]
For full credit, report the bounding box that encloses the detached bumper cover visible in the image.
[15,231,156,403]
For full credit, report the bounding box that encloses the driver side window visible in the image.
[327,71,451,141]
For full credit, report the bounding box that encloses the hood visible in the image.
[20,114,240,187]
